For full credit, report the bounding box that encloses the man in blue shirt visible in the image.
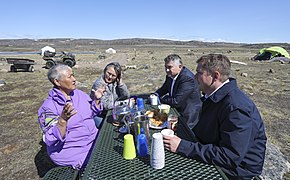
[163,54,267,179]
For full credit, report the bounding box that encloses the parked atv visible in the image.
[43,51,76,69]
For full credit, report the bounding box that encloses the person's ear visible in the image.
[53,79,61,87]
[213,71,221,81]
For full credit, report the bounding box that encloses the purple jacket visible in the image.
[38,88,103,169]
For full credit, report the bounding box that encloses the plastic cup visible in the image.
[158,104,170,114]
[150,94,158,106]
[123,134,136,160]
[137,134,148,156]
[161,129,174,137]
[137,98,145,110]
[150,133,165,169]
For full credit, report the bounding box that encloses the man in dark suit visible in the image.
[154,54,202,129]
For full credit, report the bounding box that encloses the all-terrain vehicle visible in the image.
[42,51,76,69]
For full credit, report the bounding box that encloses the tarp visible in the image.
[41,46,56,56]
[105,48,116,54]
[260,46,289,58]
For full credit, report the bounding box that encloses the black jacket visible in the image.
[155,66,202,128]
[177,78,267,179]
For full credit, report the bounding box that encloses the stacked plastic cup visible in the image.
[150,133,165,169]
[123,134,136,160]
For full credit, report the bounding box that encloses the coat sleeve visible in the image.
[83,90,104,117]
[176,106,253,170]
[161,75,196,109]
[38,106,67,147]
[116,83,130,98]
[155,77,170,97]
[91,100,103,116]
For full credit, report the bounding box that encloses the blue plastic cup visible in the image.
[137,134,148,156]
[137,98,145,110]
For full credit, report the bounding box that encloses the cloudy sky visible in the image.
[1,0,289,43]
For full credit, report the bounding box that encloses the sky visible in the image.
[1,0,290,43]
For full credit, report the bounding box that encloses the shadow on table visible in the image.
[106,114,115,124]
[34,139,57,178]
[112,143,151,166]
[112,130,151,167]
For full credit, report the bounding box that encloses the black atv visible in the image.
[43,51,76,69]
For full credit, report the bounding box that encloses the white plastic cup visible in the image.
[161,129,174,137]
[150,133,165,169]
[150,94,158,106]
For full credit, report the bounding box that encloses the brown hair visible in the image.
[196,54,231,82]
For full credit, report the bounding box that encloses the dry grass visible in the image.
[0,45,289,179]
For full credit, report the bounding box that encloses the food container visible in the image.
[158,104,170,114]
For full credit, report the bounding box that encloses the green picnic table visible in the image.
[82,100,228,180]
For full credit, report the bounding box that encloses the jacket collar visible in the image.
[206,78,237,103]
[49,88,74,106]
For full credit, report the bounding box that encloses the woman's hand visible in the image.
[58,102,77,138]
[117,72,123,85]
[92,85,105,100]
[60,102,77,121]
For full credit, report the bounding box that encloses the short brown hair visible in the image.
[196,54,231,82]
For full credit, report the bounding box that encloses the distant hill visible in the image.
[0,38,289,52]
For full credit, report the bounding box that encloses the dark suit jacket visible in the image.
[155,66,202,128]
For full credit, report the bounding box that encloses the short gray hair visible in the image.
[164,54,183,66]
[47,64,71,85]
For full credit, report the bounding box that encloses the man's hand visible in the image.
[163,135,181,153]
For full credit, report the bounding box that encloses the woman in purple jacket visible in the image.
[38,64,105,169]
